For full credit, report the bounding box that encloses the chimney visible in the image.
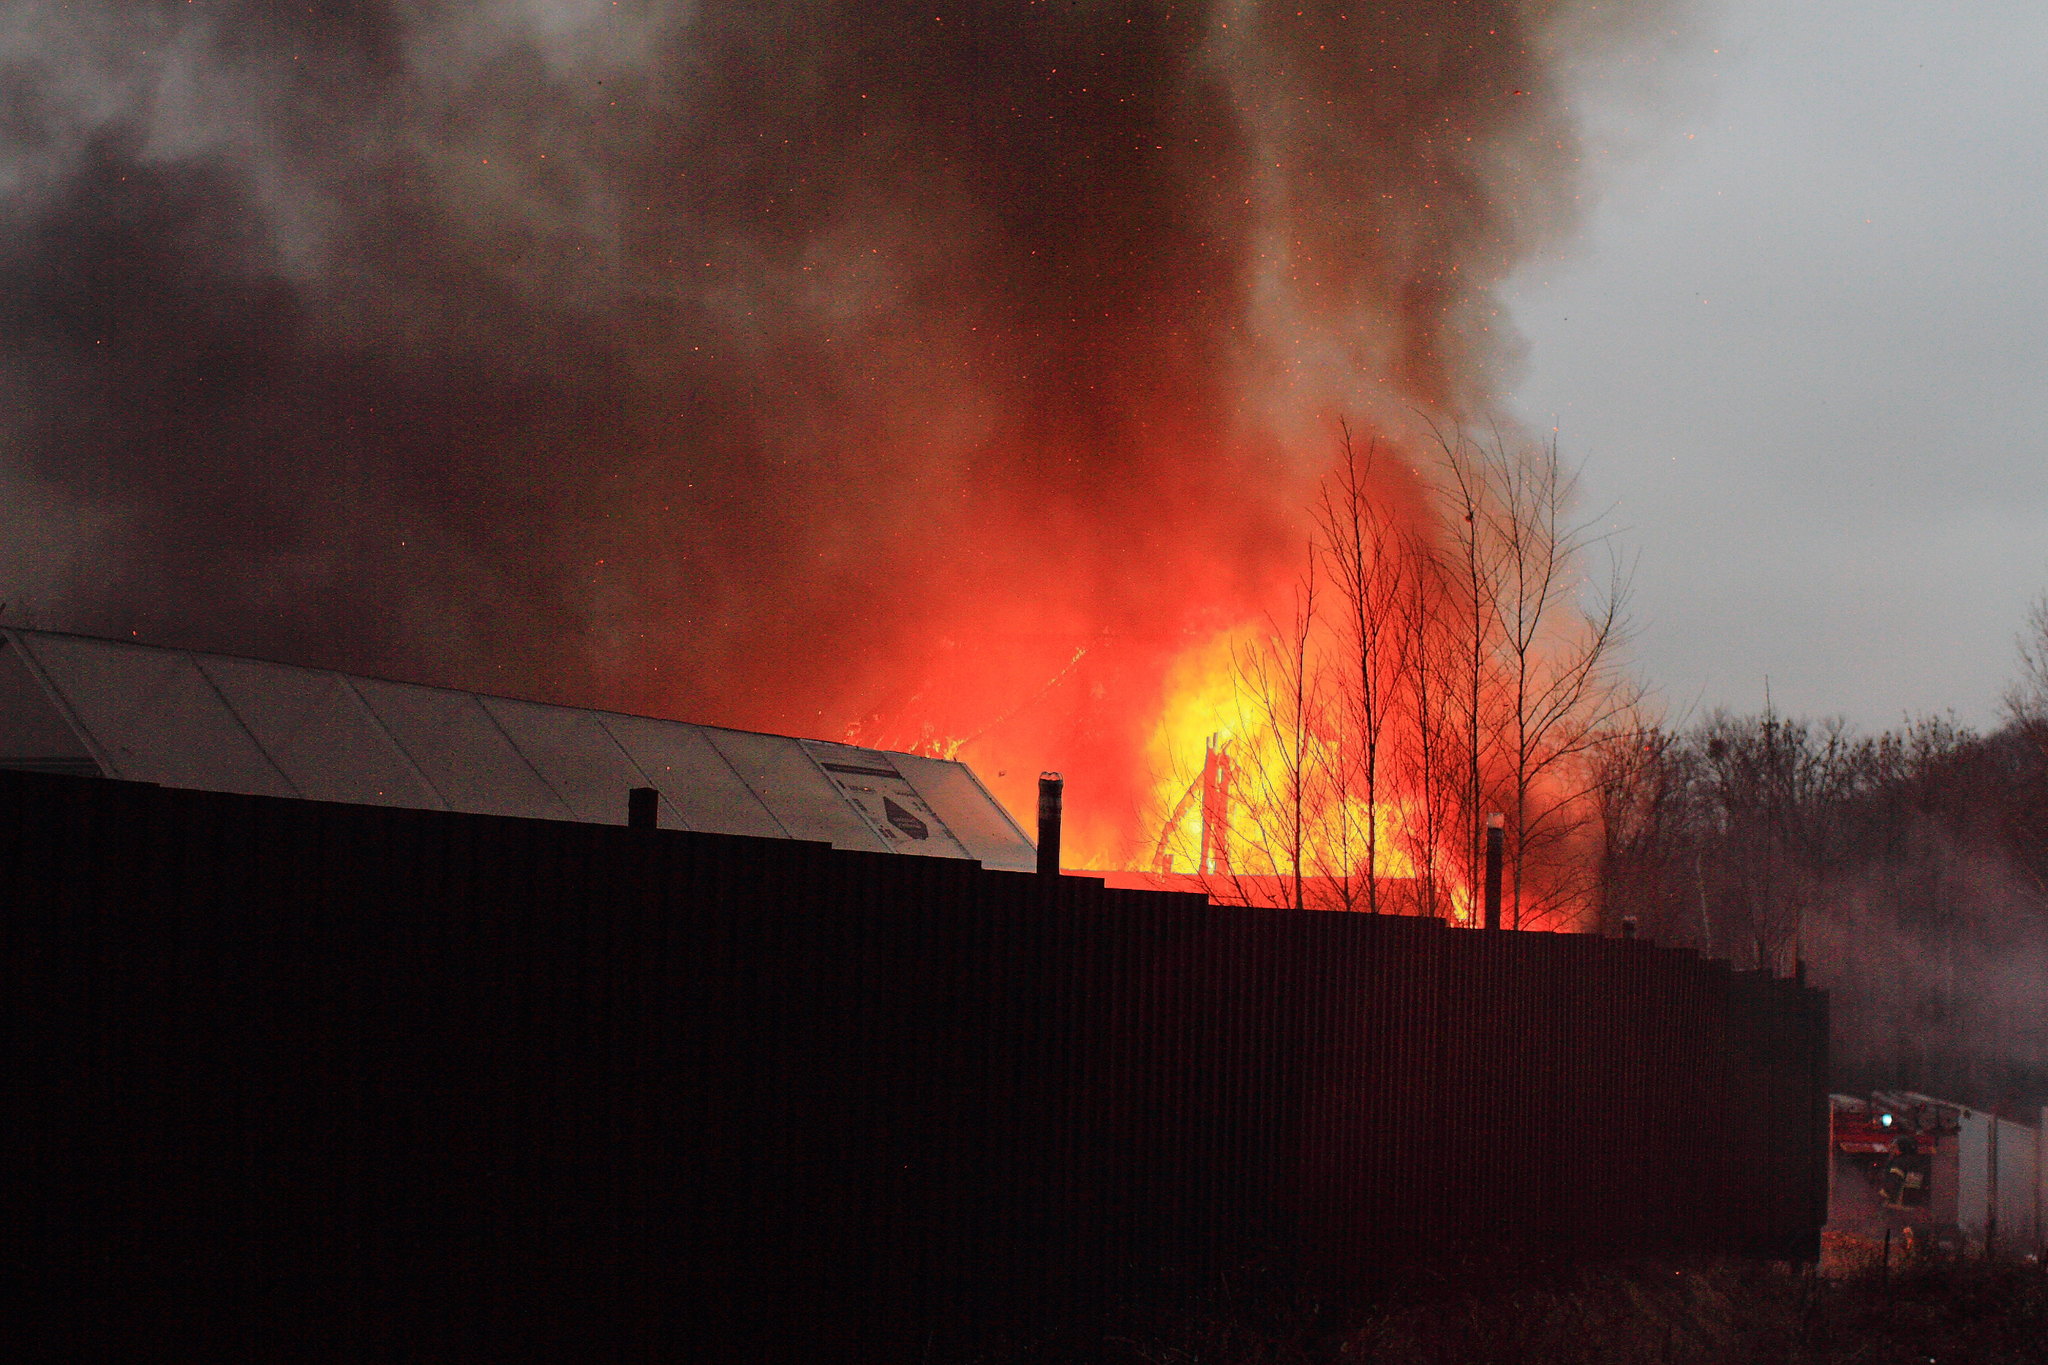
[628,786,659,831]
[1037,773,1063,877]
[1483,812,1504,930]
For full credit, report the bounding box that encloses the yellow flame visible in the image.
[1142,626,1430,889]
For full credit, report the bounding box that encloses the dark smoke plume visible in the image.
[0,1,1675,849]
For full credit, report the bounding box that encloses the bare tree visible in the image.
[1425,425,1509,910]
[2005,592,2048,763]
[1314,427,1407,913]
[1484,437,1637,928]
[1228,558,1325,910]
[1586,714,1689,939]
[1392,525,1460,918]
[1153,558,1336,912]
[1692,708,1866,971]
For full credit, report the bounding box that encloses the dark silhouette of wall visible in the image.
[3,769,1827,1362]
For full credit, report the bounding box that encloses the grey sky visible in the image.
[1507,0,2048,731]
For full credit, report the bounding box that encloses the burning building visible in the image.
[0,2,1674,919]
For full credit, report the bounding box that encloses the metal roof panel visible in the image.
[889,753,1038,873]
[349,677,575,822]
[798,739,974,860]
[195,654,446,810]
[16,633,296,797]
[595,713,788,838]
[0,635,98,774]
[478,695,655,826]
[701,727,889,852]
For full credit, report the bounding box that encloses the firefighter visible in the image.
[1880,1133,1932,1209]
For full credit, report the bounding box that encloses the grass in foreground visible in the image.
[958,1254,2048,1364]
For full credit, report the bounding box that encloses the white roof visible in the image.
[0,627,1036,871]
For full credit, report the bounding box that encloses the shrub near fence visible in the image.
[2,769,1828,1361]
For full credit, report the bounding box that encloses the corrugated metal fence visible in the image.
[3,770,1828,1361]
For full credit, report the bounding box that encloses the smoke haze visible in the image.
[0,0,1678,853]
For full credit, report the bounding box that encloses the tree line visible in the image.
[1592,693,2048,1110]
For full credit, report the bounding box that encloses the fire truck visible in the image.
[1830,1092,1961,1176]
[1832,1099,1909,1159]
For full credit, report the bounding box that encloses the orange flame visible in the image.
[843,430,1603,930]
